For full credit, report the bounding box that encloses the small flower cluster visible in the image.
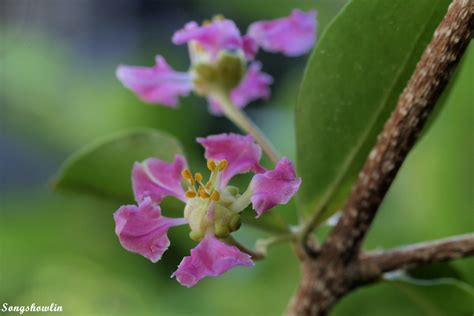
[116,9,317,114]
[114,133,301,287]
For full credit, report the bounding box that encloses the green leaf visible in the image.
[241,208,290,234]
[295,0,451,221]
[385,275,474,316]
[53,128,184,202]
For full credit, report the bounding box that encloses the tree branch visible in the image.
[320,0,473,263]
[287,1,473,315]
[359,233,474,281]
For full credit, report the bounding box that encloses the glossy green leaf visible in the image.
[386,275,474,316]
[295,0,451,221]
[53,128,184,202]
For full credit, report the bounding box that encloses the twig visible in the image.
[359,233,474,281]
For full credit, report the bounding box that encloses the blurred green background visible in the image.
[1,0,472,315]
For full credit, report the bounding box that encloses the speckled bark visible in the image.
[287,1,474,315]
[360,233,474,279]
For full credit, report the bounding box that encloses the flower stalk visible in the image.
[226,235,266,260]
[213,91,281,164]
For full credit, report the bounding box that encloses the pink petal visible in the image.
[206,97,226,116]
[196,133,265,186]
[116,55,192,106]
[242,35,258,60]
[247,9,317,57]
[171,234,253,287]
[114,197,187,263]
[250,157,301,217]
[132,154,187,203]
[231,62,273,107]
[172,19,242,58]
[207,62,273,115]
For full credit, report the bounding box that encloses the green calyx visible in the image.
[192,51,245,96]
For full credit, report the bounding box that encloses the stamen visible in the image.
[207,160,217,172]
[202,19,211,26]
[182,169,193,181]
[210,191,220,201]
[213,15,225,21]
[198,187,210,199]
[218,160,228,171]
[185,191,197,198]
[194,172,203,182]
[205,180,213,190]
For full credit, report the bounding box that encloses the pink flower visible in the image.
[113,133,301,287]
[116,10,316,114]
[247,9,317,57]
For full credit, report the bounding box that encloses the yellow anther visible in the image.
[207,160,217,171]
[202,19,211,26]
[213,14,225,21]
[194,172,203,182]
[218,160,228,171]
[210,191,220,201]
[185,191,197,198]
[181,169,193,181]
[198,187,210,199]
[205,181,213,190]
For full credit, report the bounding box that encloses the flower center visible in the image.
[181,159,241,241]
[181,159,228,201]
